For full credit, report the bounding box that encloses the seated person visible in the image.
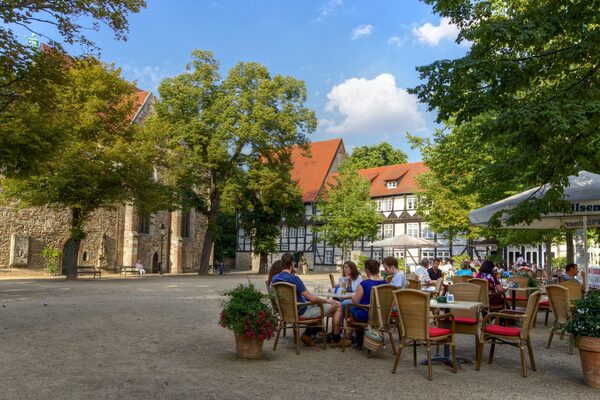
[415,257,433,287]
[135,260,146,277]
[271,253,350,348]
[266,259,283,293]
[382,256,407,288]
[428,258,444,281]
[476,259,506,305]
[349,259,387,349]
[339,261,363,316]
[455,260,475,277]
[561,263,580,283]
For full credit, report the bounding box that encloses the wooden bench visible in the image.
[76,265,101,279]
[120,266,139,277]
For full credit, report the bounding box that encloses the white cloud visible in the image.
[322,73,426,135]
[412,17,460,46]
[319,0,343,19]
[387,36,405,47]
[352,24,373,40]
[122,64,169,92]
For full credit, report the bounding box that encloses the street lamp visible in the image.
[158,223,166,275]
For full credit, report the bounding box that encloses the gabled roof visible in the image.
[290,138,343,202]
[358,162,429,197]
[129,88,152,123]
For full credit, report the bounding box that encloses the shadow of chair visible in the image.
[271,282,327,355]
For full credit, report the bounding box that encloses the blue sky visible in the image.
[17,0,469,161]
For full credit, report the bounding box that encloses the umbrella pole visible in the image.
[584,216,589,292]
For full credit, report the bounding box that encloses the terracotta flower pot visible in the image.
[235,334,264,359]
[577,336,600,388]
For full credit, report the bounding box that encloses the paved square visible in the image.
[0,275,597,399]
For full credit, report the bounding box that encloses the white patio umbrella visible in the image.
[468,170,600,291]
[368,234,441,248]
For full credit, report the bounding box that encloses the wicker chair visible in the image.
[406,273,418,280]
[265,280,286,338]
[329,273,337,289]
[546,285,573,354]
[342,284,397,356]
[271,282,327,354]
[505,276,531,308]
[407,279,421,290]
[560,280,582,304]
[476,291,542,377]
[468,278,504,315]
[392,289,456,380]
[446,283,482,361]
[452,275,472,284]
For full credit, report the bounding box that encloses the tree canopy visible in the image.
[0,0,145,176]
[314,165,382,260]
[150,50,317,274]
[344,142,408,170]
[2,56,159,279]
[413,0,600,225]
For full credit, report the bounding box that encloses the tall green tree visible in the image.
[0,0,146,176]
[314,165,383,262]
[225,161,305,274]
[344,142,408,170]
[412,0,600,225]
[152,50,317,274]
[2,57,160,280]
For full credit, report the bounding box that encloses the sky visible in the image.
[16,0,470,161]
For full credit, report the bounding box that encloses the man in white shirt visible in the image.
[383,256,407,288]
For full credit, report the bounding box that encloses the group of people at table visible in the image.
[267,253,496,349]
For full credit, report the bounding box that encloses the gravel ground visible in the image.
[0,274,597,400]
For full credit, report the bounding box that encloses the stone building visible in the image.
[0,88,207,274]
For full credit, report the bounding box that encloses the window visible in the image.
[281,226,288,237]
[138,212,150,234]
[407,223,419,237]
[373,251,382,261]
[384,224,393,238]
[297,226,305,237]
[376,224,383,240]
[386,181,397,189]
[422,251,435,259]
[289,227,297,237]
[180,211,190,238]
[406,197,416,210]
[379,199,393,211]
[421,223,434,239]
[325,251,333,264]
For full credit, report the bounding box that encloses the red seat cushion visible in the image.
[454,317,478,325]
[391,311,398,318]
[484,324,521,337]
[429,327,452,337]
[298,317,320,322]
[539,300,550,306]
[505,295,528,301]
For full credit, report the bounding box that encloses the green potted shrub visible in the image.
[219,282,277,359]
[41,246,61,276]
[565,291,600,388]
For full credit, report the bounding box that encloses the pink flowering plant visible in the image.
[219,282,277,341]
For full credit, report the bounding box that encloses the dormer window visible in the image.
[386,181,397,189]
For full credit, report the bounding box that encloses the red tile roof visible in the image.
[129,89,151,122]
[290,138,343,202]
[358,162,429,197]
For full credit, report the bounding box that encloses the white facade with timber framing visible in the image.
[235,138,556,272]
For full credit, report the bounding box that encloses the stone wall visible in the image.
[0,204,121,271]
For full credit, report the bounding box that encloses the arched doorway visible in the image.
[62,238,78,276]
[152,253,159,273]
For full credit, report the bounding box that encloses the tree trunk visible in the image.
[199,187,220,275]
[258,252,269,274]
[545,239,553,274]
[566,229,575,264]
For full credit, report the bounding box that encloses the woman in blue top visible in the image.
[350,258,387,349]
[455,260,475,277]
